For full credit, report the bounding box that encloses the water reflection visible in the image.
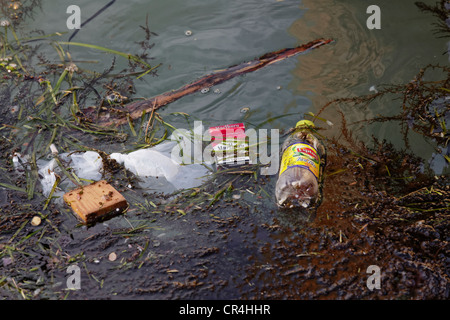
[287,0,448,152]
[288,0,388,101]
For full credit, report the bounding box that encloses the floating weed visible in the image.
[57,41,156,70]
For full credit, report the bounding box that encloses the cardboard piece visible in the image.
[63,180,128,224]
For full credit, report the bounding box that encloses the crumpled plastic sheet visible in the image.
[26,138,211,200]
[36,150,104,199]
[110,140,211,191]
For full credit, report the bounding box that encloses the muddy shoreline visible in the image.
[1,137,448,300]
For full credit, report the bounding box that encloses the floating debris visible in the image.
[185,30,192,36]
[369,85,378,93]
[84,38,333,126]
[65,62,78,73]
[0,19,10,27]
[110,140,210,190]
[108,252,117,261]
[31,216,41,226]
[240,107,250,113]
[106,93,125,104]
[213,88,221,94]
[63,180,128,225]
[9,105,19,114]
[49,144,58,155]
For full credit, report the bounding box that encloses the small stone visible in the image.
[31,216,41,226]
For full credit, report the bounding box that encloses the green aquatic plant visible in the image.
[415,0,450,38]
[316,64,449,164]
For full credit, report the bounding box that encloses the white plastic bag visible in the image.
[110,148,179,181]
[37,151,104,198]
[38,158,58,197]
[36,138,210,197]
[70,151,103,181]
[110,140,210,190]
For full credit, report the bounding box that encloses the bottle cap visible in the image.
[295,120,315,128]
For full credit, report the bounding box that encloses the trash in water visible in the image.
[36,140,210,200]
[209,122,251,168]
[37,150,104,199]
[108,252,117,261]
[275,120,326,209]
[63,180,128,225]
[12,152,29,174]
[110,140,210,191]
[31,216,41,226]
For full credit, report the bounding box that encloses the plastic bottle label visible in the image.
[279,143,320,179]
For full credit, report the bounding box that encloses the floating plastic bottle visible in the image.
[275,120,326,208]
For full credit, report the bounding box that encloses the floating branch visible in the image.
[81,38,334,127]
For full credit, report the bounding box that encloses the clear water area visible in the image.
[8,0,449,299]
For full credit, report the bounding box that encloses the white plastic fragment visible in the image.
[110,140,210,190]
[70,151,103,181]
[12,152,29,173]
[110,148,179,182]
[35,137,210,198]
[37,158,58,197]
[50,143,58,155]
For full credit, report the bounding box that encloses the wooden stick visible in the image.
[81,38,333,127]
